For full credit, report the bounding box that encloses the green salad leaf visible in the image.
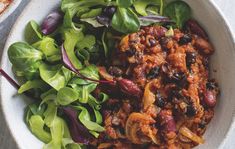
[18,80,49,94]
[29,115,51,143]
[164,0,191,28]
[40,89,58,105]
[62,138,82,149]
[63,28,84,69]
[134,0,163,16]
[76,48,90,62]
[43,102,57,127]
[43,117,64,149]
[80,8,102,18]
[117,0,134,8]
[80,17,104,28]
[39,64,72,91]
[76,36,101,63]
[24,20,43,44]
[57,87,79,105]
[74,106,105,134]
[111,7,140,33]
[70,65,99,85]
[8,42,43,79]
[76,35,96,50]
[79,84,97,103]
[32,37,61,62]
[26,104,47,125]
[102,29,116,57]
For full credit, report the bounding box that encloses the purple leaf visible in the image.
[41,11,63,35]
[139,15,172,22]
[61,107,93,144]
[61,45,78,73]
[96,15,111,27]
[139,15,174,26]
[103,6,116,18]
[96,6,116,27]
[61,45,114,84]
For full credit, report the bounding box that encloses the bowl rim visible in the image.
[0,0,22,23]
[0,0,235,149]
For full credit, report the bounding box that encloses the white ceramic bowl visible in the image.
[0,0,22,23]
[1,0,235,149]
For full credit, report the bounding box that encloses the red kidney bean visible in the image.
[159,110,176,132]
[185,19,208,40]
[117,78,142,98]
[204,90,217,107]
[154,26,167,39]
[195,37,214,55]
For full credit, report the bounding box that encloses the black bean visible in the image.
[199,120,206,129]
[156,98,165,108]
[149,38,157,47]
[155,91,165,108]
[126,49,136,57]
[186,105,197,117]
[179,34,192,45]
[161,63,170,74]
[206,80,217,90]
[202,58,209,70]
[171,72,188,87]
[147,66,160,79]
[186,52,197,67]
[168,87,183,101]
[160,37,171,51]
[103,6,116,18]
[108,66,123,77]
[172,72,186,82]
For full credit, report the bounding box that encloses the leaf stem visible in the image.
[0,68,20,89]
[61,45,115,84]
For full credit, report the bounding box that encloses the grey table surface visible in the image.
[0,0,234,148]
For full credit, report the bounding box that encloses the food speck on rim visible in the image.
[0,0,12,14]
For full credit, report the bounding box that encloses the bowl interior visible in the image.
[1,0,235,149]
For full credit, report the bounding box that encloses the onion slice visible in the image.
[143,79,160,110]
[179,126,205,144]
[125,113,158,144]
